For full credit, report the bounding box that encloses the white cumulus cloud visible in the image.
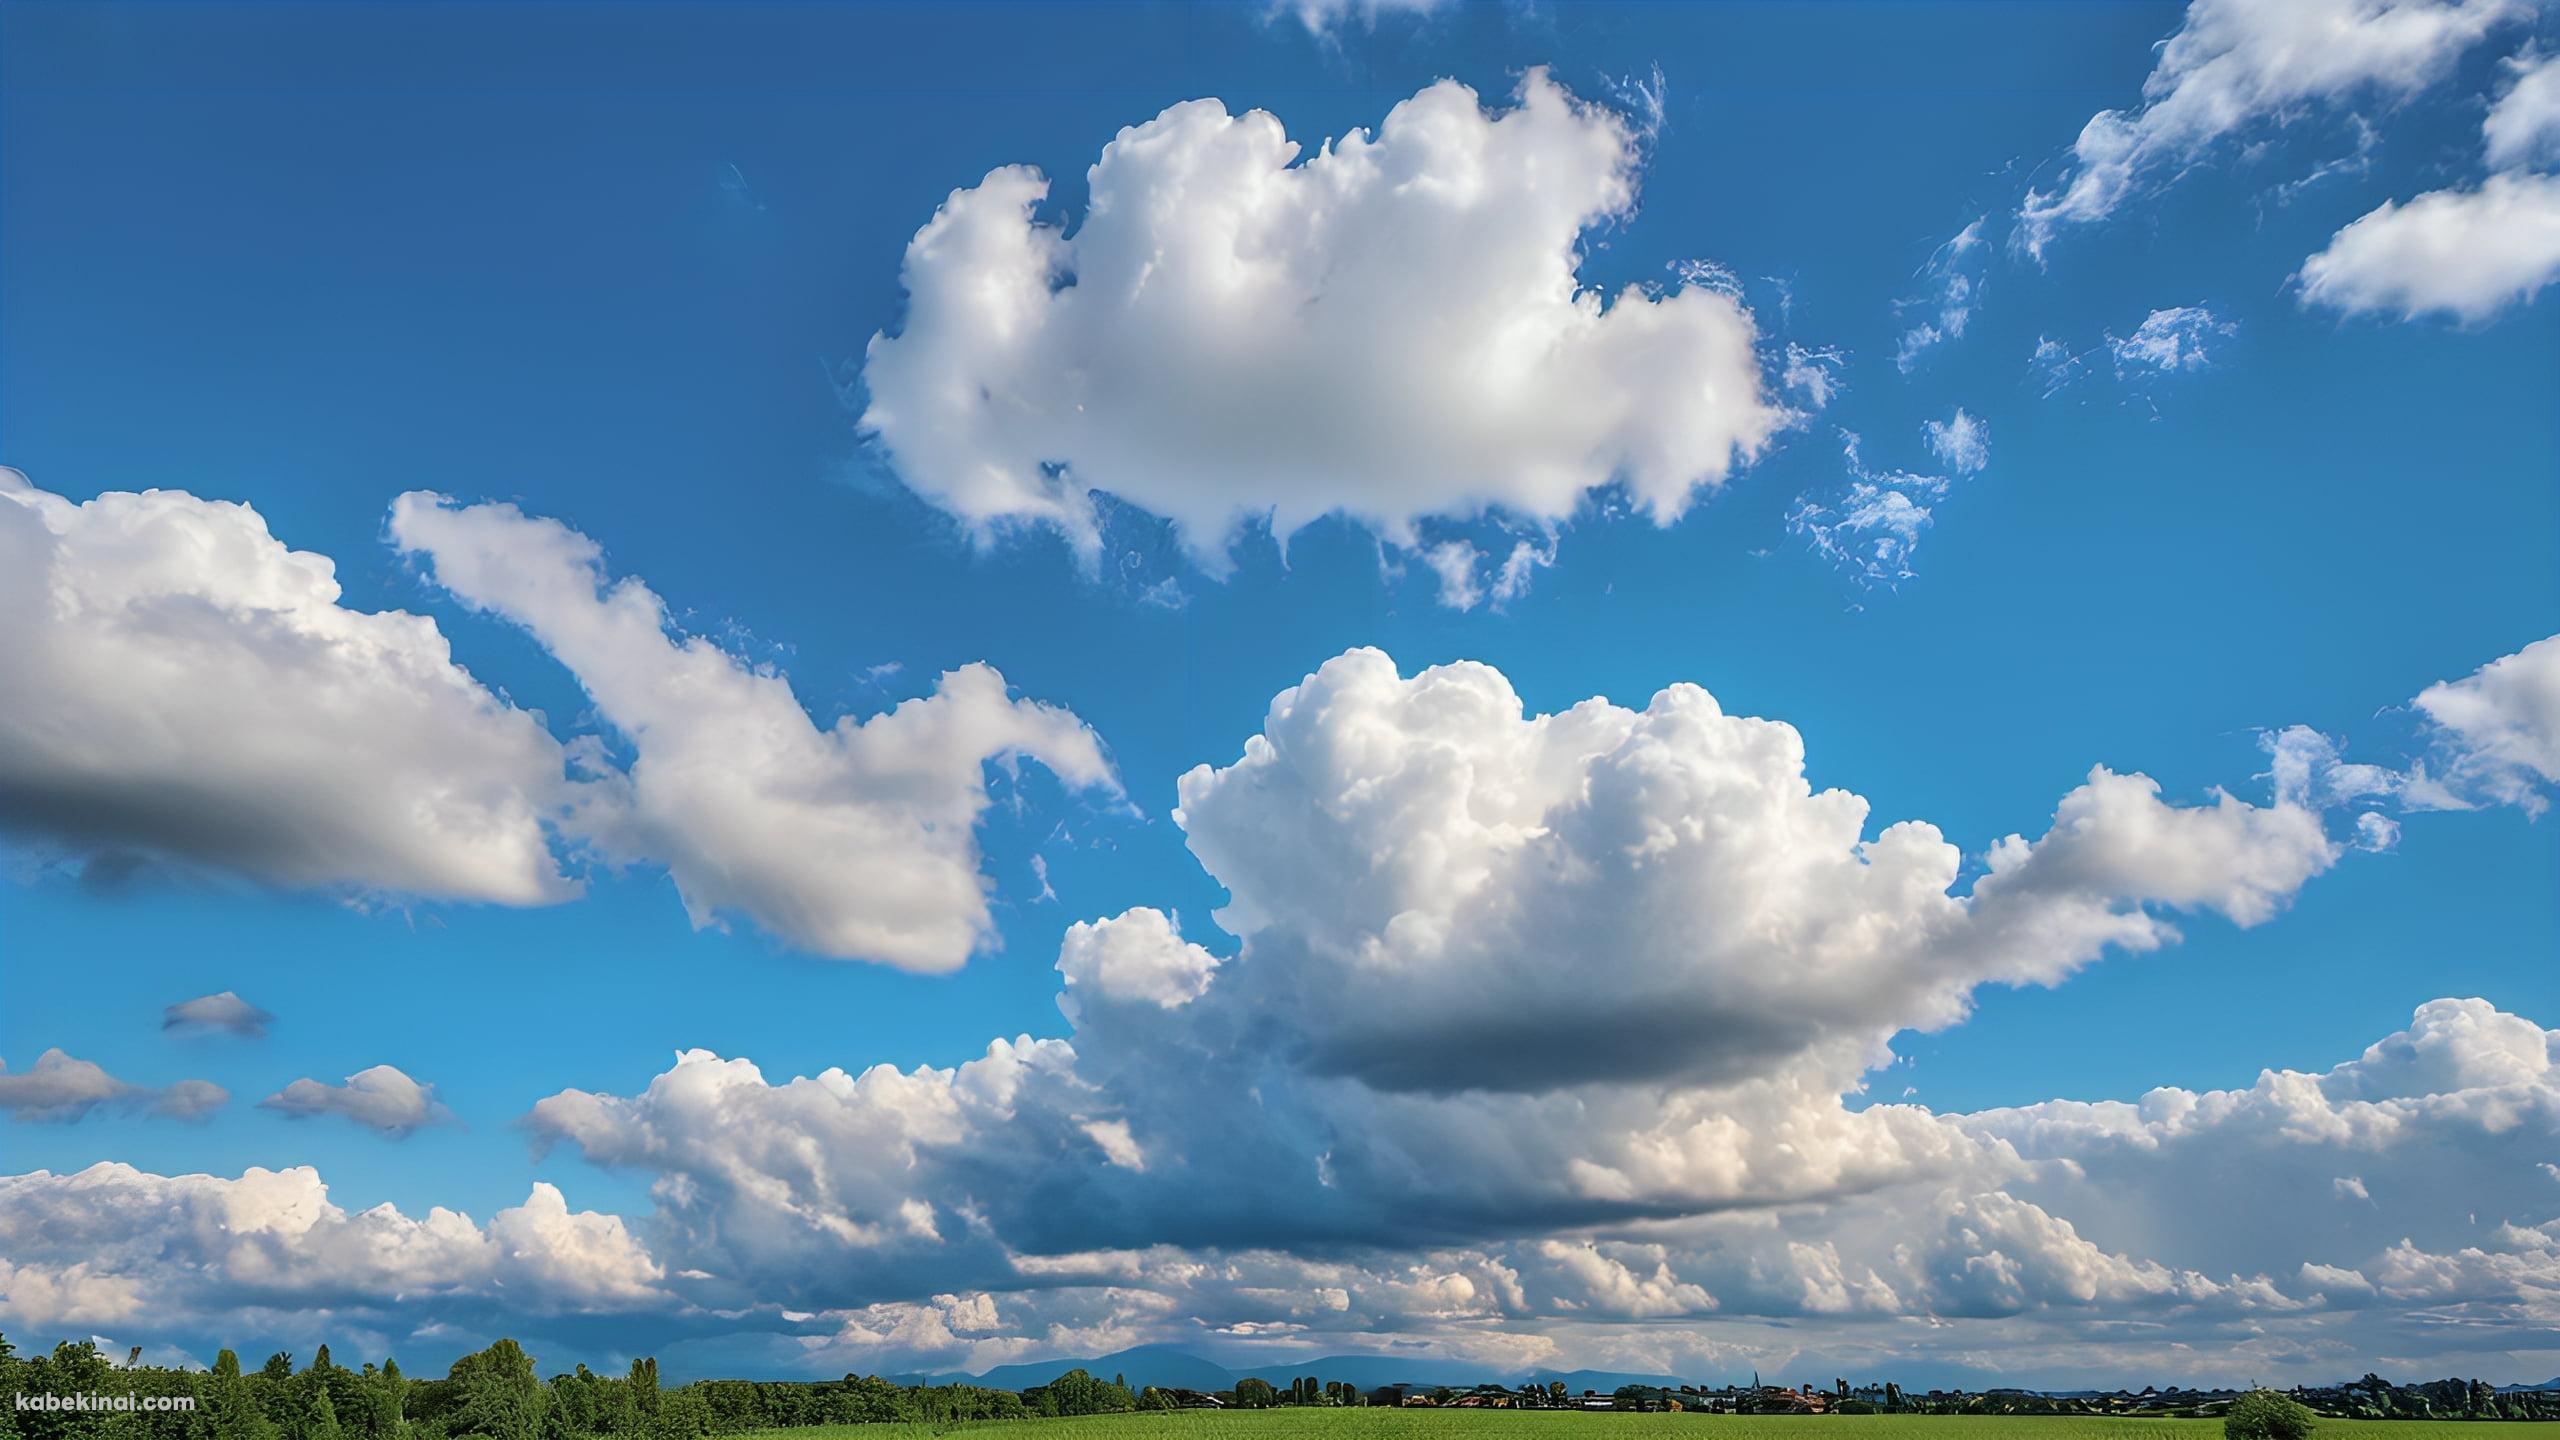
[0,470,576,903]
[259,1064,456,1137]
[2299,171,2560,322]
[2484,48,2560,170]
[1056,908,1222,1013]
[0,1164,662,1336]
[390,494,1117,971]
[859,72,1784,568]
[0,1051,227,1124]
[2412,633,2560,810]
[520,646,2349,1310]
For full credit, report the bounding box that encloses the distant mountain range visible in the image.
[897,1344,1685,1397]
[889,1348,2560,1400]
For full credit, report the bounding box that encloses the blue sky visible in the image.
[4,0,2559,1390]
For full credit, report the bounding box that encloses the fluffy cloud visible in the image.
[0,1051,227,1124]
[24,646,2553,1379]
[259,1065,455,1137]
[0,473,1116,964]
[1056,908,1222,1013]
[1175,651,2331,1098]
[2019,0,2521,255]
[498,999,2554,1380]
[162,992,273,1039]
[1958,998,2559,1325]
[2298,171,2560,321]
[520,647,2345,1315]
[0,470,575,903]
[2485,48,2560,169]
[859,73,1783,566]
[0,1164,662,1338]
[2413,633,2560,809]
[525,1036,1095,1301]
[390,494,1116,971]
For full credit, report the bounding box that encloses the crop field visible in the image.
[740,1414,2550,1440]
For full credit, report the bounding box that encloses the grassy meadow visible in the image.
[738,1413,2550,1440]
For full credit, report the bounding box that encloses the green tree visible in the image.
[445,1343,545,1440]
[298,1388,343,1440]
[0,1335,19,1440]
[2227,1391,2318,1440]
[641,1389,705,1440]
[291,1350,347,1440]
[1231,1379,1277,1410]
[207,1352,279,1440]
[251,1358,297,1438]
[15,1341,122,1440]
[358,1363,408,1440]
[1035,1371,1132,1417]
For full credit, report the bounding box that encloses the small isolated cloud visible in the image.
[154,1081,230,1122]
[1792,430,1961,586]
[1894,220,1985,372]
[162,992,272,1040]
[260,1064,455,1137]
[1277,0,1444,38]
[2108,306,2236,374]
[1056,907,1221,1014]
[1421,541,1486,612]
[1416,535,1556,612]
[2035,307,2236,399]
[0,1050,227,1124]
[1794,485,1935,587]
[1781,343,1846,411]
[1921,408,1991,475]
[2299,171,2560,323]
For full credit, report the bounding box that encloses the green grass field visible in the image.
[740,1413,2548,1440]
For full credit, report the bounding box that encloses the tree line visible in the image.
[0,1336,1074,1440]
[9,1332,2555,1436]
